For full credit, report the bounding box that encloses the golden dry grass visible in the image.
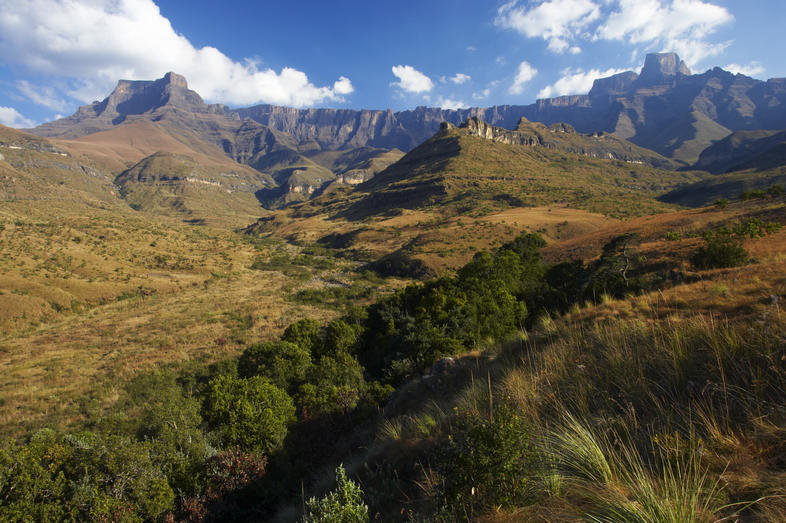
[258,205,617,273]
[0,200,399,436]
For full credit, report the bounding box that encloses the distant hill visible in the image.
[24,55,786,217]
[323,118,698,220]
[694,128,786,173]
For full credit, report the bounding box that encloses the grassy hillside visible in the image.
[315,126,701,220]
[662,166,786,207]
[0,200,404,437]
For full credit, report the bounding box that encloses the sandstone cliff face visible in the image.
[32,73,226,139]
[452,117,676,168]
[232,53,786,165]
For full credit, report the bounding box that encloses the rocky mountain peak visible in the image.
[639,53,692,84]
[161,71,188,89]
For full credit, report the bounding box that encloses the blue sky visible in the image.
[1,0,785,127]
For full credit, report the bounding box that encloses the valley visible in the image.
[1,50,785,521]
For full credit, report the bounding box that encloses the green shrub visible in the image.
[437,401,536,519]
[282,318,323,355]
[204,375,295,453]
[238,340,312,391]
[691,231,748,269]
[739,189,766,201]
[297,352,366,418]
[714,198,728,209]
[303,465,368,522]
[664,231,681,241]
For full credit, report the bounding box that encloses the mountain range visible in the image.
[3,52,781,226]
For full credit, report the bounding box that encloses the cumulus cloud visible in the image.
[496,0,601,53]
[0,0,353,107]
[509,61,538,95]
[435,97,468,110]
[537,67,628,98]
[596,0,733,66]
[724,62,765,78]
[391,65,434,93]
[450,73,472,85]
[0,107,35,128]
[495,1,733,66]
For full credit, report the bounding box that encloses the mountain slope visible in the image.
[0,125,119,206]
[695,128,786,173]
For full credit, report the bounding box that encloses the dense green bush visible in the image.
[0,429,175,522]
[204,375,295,453]
[282,318,323,354]
[238,340,312,392]
[691,230,748,269]
[298,352,367,418]
[437,402,536,519]
[303,465,368,522]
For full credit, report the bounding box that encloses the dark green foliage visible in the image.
[282,318,323,354]
[691,230,749,269]
[179,449,268,522]
[130,375,210,497]
[0,429,175,522]
[303,465,369,522]
[665,231,681,241]
[537,234,646,314]
[739,189,767,200]
[361,233,546,380]
[437,402,536,520]
[322,319,361,356]
[714,198,729,209]
[204,375,295,453]
[584,233,645,299]
[767,183,784,197]
[731,218,782,238]
[369,250,436,279]
[238,340,312,392]
[298,352,367,418]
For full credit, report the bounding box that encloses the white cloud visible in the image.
[724,62,765,78]
[509,61,538,95]
[466,46,477,52]
[391,65,434,93]
[495,1,733,67]
[472,88,492,100]
[450,73,471,85]
[332,76,354,95]
[537,67,628,98]
[435,97,468,110]
[0,0,353,107]
[596,0,733,66]
[496,0,601,54]
[0,107,35,128]
[16,80,69,111]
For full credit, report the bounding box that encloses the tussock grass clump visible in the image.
[366,309,786,521]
